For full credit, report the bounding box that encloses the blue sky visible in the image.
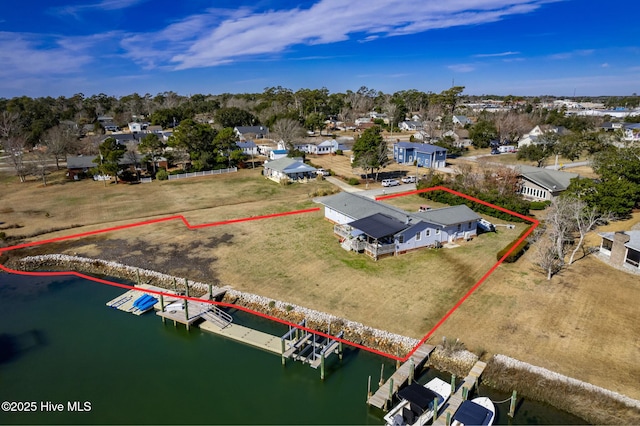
[1,0,639,98]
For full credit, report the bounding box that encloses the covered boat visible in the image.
[384,378,452,426]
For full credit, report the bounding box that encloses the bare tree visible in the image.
[0,111,20,148]
[4,136,28,182]
[545,197,577,263]
[270,118,305,150]
[567,201,612,265]
[534,233,563,280]
[45,124,79,169]
[28,147,52,186]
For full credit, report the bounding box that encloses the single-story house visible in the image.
[269,149,288,160]
[518,125,569,148]
[234,126,268,141]
[398,120,424,131]
[263,157,317,183]
[237,141,258,156]
[295,139,340,155]
[517,165,578,201]
[453,115,472,127]
[599,231,640,272]
[393,142,447,169]
[66,154,146,180]
[316,192,480,260]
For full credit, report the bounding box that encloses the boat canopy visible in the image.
[453,400,493,425]
[397,383,440,412]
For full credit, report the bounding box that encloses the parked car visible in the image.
[491,149,500,155]
[316,168,330,176]
[381,179,400,187]
[401,175,416,183]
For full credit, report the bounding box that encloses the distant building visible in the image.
[517,165,578,201]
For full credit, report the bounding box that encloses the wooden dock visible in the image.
[367,343,435,410]
[433,360,487,426]
[106,284,180,316]
[199,321,285,354]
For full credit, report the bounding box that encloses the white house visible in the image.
[398,120,424,131]
[263,157,317,183]
[453,115,472,127]
[599,231,640,272]
[517,165,578,201]
[518,125,569,148]
[294,139,340,155]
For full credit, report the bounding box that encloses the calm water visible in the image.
[0,274,587,425]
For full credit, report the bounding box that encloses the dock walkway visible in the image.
[106,284,180,315]
[367,343,435,410]
[433,360,487,426]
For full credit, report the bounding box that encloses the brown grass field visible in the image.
[1,158,640,403]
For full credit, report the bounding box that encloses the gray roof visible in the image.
[414,204,481,226]
[235,126,268,134]
[600,231,640,252]
[518,165,579,192]
[66,154,144,169]
[263,157,317,173]
[316,192,480,226]
[66,155,96,169]
[315,192,410,222]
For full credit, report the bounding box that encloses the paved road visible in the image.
[325,176,416,199]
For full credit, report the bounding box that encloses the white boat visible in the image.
[451,396,496,426]
[383,377,452,426]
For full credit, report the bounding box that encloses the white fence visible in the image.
[167,167,237,181]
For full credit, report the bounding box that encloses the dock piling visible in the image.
[433,397,438,421]
[509,390,517,418]
[160,294,165,323]
[367,376,372,399]
[408,359,414,384]
[379,364,385,387]
[450,374,456,393]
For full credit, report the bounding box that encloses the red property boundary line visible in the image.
[0,187,538,362]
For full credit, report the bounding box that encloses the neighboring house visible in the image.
[393,142,447,169]
[316,192,480,260]
[622,123,640,142]
[66,154,146,180]
[355,117,372,126]
[442,129,472,148]
[599,231,640,272]
[147,125,163,134]
[517,165,578,201]
[295,139,339,155]
[262,157,317,183]
[518,125,569,148]
[269,149,288,160]
[236,141,258,156]
[453,115,472,127]
[234,126,269,141]
[128,122,147,133]
[398,120,424,131]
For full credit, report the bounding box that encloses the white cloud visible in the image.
[51,0,148,17]
[448,64,476,73]
[601,63,610,68]
[473,51,520,58]
[114,0,554,70]
[0,32,94,79]
[548,49,595,60]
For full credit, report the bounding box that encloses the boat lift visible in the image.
[281,319,345,379]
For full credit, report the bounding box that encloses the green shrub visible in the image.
[347,177,360,185]
[155,169,169,181]
[496,226,532,262]
[530,200,551,210]
[335,149,343,156]
[0,232,6,241]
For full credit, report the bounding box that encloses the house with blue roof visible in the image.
[393,142,447,169]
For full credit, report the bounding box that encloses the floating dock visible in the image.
[432,360,487,425]
[367,343,436,410]
[106,284,181,316]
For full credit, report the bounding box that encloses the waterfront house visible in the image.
[599,231,640,272]
[316,192,480,260]
[393,142,447,169]
[263,157,317,183]
[517,165,578,201]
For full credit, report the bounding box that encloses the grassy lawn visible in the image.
[2,164,640,402]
